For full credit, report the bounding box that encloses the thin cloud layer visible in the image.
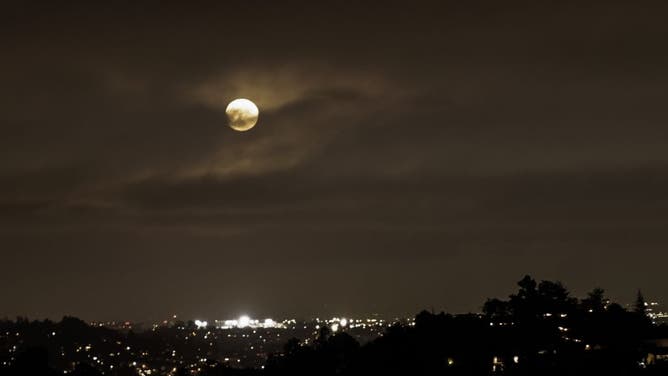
[1,1,668,320]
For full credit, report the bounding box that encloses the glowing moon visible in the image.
[226,98,259,131]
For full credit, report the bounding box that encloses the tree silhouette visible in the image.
[482,298,510,321]
[635,290,648,316]
[266,276,665,375]
[581,287,607,313]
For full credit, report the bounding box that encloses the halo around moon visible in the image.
[226,98,259,132]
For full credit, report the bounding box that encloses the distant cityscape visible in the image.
[1,313,410,374]
[2,280,668,376]
[646,302,668,326]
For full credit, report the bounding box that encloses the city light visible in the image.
[264,318,276,328]
[238,316,251,328]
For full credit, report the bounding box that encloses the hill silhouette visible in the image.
[2,275,668,375]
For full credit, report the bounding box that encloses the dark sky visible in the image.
[2,1,668,322]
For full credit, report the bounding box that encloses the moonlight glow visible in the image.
[226,98,259,131]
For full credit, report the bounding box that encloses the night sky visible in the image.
[2,1,668,322]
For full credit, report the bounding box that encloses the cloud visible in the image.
[3,0,668,319]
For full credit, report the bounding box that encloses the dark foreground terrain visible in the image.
[2,276,667,376]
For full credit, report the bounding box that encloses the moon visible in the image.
[226,98,259,132]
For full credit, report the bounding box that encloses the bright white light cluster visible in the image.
[215,316,284,329]
[317,317,388,330]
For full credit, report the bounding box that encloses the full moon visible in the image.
[226,98,259,132]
